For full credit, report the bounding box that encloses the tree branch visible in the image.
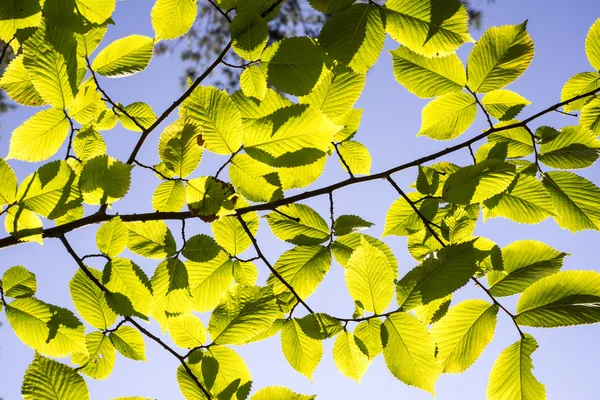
[333,142,354,178]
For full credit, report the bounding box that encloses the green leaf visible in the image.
[186,176,237,219]
[345,238,394,314]
[79,155,133,205]
[22,354,90,400]
[0,0,41,45]
[4,206,43,244]
[483,174,555,224]
[266,203,330,245]
[73,126,107,161]
[233,260,259,286]
[299,70,366,119]
[281,319,323,380]
[71,331,117,380]
[542,171,600,231]
[481,90,531,121]
[0,159,16,208]
[383,193,438,236]
[295,313,343,340]
[333,215,373,237]
[516,270,600,327]
[229,154,282,202]
[152,180,186,212]
[75,0,115,23]
[538,125,600,169]
[331,233,398,274]
[240,65,267,100]
[23,23,78,108]
[467,22,534,93]
[158,120,203,178]
[127,221,177,259]
[168,313,207,349]
[7,108,69,162]
[560,72,600,112]
[151,0,196,41]
[6,297,87,357]
[232,88,292,129]
[211,207,259,256]
[92,35,154,77]
[431,300,498,374]
[487,121,533,158]
[442,160,517,205]
[418,91,477,140]
[0,54,46,106]
[270,245,331,299]
[103,258,153,317]
[586,19,600,70]
[200,346,252,399]
[413,294,452,325]
[118,102,157,132]
[353,319,382,359]
[70,79,104,125]
[390,45,466,98]
[580,97,600,135]
[187,251,235,312]
[260,37,325,95]
[2,265,36,298]
[70,268,117,329]
[384,0,473,57]
[17,160,81,219]
[486,334,546,400]
[396,241,477,310]
[176,362,207,400]
[96,217,128,258]
[337,140,371,175]
[208,285,279,345]
[182,234,222,263]
[307,0,353,13]
[277,157,327,190]
[333,108,363,142]
[319,4,385,73]
[75,24,107,57]
[109,326,146,360]
[182,86,243,154]
[251,386,315,400]
[332,331,369,383]
[382,312,439,394]
[149,258,194,328]
[488,240,566,297]
[230,10,268,60]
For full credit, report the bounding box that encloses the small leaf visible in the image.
[70,267,117,330]
[266,203,330,245]
[0,158,17,207]
[353,318,382,359]
[0,54,46,106]
[97,217,128,258]
[482,90,531,121]
[333,215,373,236]
[168,313,207,349]
[560,71,600,112]
[151,0,197,41]
[92,35,154,77]
[418,91,476,140]
[299,70,365,119]
[240,65,267,100]
[230,10,268,61]
[251,386,315,400]
[4,207,43,244]
[281,318,323,380]
[270,245,331,299]
[152,180,186,212]
[580,97,600,135]
[586,19,600,70]
[158,120,203,178]
[332,331,369,382]
[182,234,222,263]
[127,221,177,259]
[118,102,157,132]
[187,251,234,312]
[79,155,133,205]
[103,258,153,317]
[71,331,117,380]
[2,265,36,298]
[109,326,146,361]
[538,125,600,169]
[383,193,438,236]
[443,160,516,205]
[337,140,371,175]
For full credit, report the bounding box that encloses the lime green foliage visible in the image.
[487,334,546,400]
[2,4,600,400]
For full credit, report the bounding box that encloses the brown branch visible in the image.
[236,215,315,314]
[466,86,494,129]
[214,146,243,179]
[63,111,79,161]
[333,142,354,178]
[133,160,186,181]
[472,277,525,338]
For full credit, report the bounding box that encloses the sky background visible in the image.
[2,0,600,399]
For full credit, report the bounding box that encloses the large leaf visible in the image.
[0,54,46,106]
[151,0,197,41]
[92,35,154,77]
[127,221,177,259]
[382,312,439,394]
[230,10,268,60]
[22,354,90,400]
[149,258,194,329]
[542,171,600,232]
[442,160,516,205]
[281,318,323,380]
[229,153,282,202]
[186,251,235,312]
[7,108,69,162]
[152,180,186,212]
[6,297,87,357]
[482,90,531,121]
[580,97,600,135]
[299,70,365,119]
[431,300,498,373]
[96,217,128,258]
[318,4,385,73]
[208,285,279,345]
[560,72,600,112]
[0,158,17,207]
[266,203,330,245]
[337,140,371,175]
[260,37,325,96]
[199,346,252,399]
[167,313,207,349]
[181,86,242,155]
[0,0,42,44]
[332,331,369,383]
[390,46,466,98]
[586,19,600,70]
[181,234,221,263]
[488,240,566,297]
[345,238,394,314]
[240,65,267,100]
[396,241,477,309]
[71,331,117,380]
[211,208,259,256]
[483,174,554,224]
[467,22,534,93]
[23,23,78,108]
[102,258,153,317]
[70,268,117,330]
[118,102,157,132]
[418,91,476,140]
[516,270,600,327]
[486,334,546,400]
[538,125,600,169]
[271,245,331,299]
[79,155,133,205]
[353,319,382,360]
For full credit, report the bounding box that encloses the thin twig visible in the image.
[328,192,335,244]
[472,277,525,338]
[272,208,301,222]
[554,109,577,117]
[64,111,78,160]
[333,142,355,178]
[81,253,110,262]
[0,36,15,66]
[133,160,185,181]
[466,86,494,129]
[468,144,477,164]
[236,215,315,314]
[207,0,232,22]
[103,319,128,334]
[214,146,243,179]
[522,124,545,175]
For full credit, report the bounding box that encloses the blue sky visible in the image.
[1,0,600,399]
